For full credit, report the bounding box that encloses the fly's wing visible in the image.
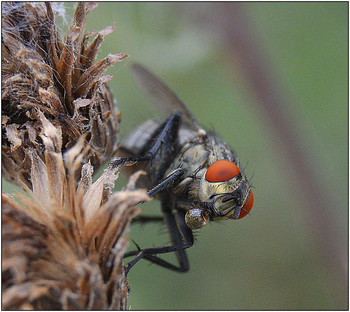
[132,63,204,134]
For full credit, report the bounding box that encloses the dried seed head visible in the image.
[2,2,126,188]
[0,4,148,309]
[2,117,150,310]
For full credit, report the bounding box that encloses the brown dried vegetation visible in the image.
[2,2,146,310]
[2,129,148,309]
[2,2,126,188]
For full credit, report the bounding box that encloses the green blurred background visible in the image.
[3,2,348,310]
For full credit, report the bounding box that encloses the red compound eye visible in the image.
[205,160,240,182]
[238,190,254,219]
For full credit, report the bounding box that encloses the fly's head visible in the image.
[185,160,254,230]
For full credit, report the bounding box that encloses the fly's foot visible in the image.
[125,251,145,276]
[110,157,137,169]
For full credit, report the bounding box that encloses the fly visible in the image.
[111,64,254,274]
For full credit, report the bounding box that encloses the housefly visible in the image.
[111,64,254,274]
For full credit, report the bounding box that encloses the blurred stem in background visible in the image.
[184,1,347,300]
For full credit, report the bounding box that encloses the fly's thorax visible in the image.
[175,140,210,171]
[165,141,210,194]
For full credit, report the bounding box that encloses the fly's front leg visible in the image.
[110,112,181,169]
[130,169,184,229]
[124,199,194,274]
[147,168,184,197]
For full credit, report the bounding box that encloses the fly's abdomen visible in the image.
[122,119,161,156]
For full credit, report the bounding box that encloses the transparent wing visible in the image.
[131,63,202,132]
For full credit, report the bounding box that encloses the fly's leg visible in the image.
[110,112,181,169]
[131,215,164,224]
[131,168,184,225]
[124,201,193,274]
[147,168,184,197]
[113,112,191,273]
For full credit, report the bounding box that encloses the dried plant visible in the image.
[1,2,148,310]
[2,2,126,188]
[2,122,148,309]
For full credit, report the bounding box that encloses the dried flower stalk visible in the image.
[1,2,147,310]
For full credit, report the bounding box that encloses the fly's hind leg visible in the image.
[124,201,194,275]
